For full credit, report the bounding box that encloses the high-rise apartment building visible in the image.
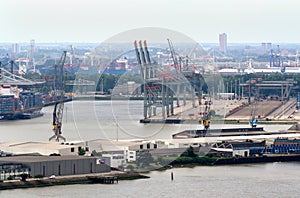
[219,33,227,54]
[11,43,20,58]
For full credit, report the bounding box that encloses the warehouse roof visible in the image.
[0,155,96,163]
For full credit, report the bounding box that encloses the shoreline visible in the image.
[174,154,300,166]
[1,154,300,190]
[0,171,149,191]
[153,154,300,171]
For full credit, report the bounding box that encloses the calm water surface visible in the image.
[1,162,300,198]
[0,100,297,197]
[0,100,291,142]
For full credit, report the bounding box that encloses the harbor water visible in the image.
[0,100,299,197]
[1,163,300,198]
[0,100,291,142]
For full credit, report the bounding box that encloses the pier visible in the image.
[87,176,118,184]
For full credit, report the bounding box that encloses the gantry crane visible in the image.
[49,51,67,142]
[167,38,179,70]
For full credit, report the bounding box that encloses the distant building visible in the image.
[267,42,272,50]
[261,42,272,53]
[219,33,227,54]
[261,42,267,53]
[11,43,20,58]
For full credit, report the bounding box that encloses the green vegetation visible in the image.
[19,174,28,182]
[136,150,153,168]
[170,156,217,166]
[34,174,44,179]
[128,147,219,172]
[49,153,61,156]
[181,146,198,158]
[78,148,86,156]
[169,146,218,166]
[7,176,14,180]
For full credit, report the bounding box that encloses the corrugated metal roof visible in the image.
[0,155,96,163]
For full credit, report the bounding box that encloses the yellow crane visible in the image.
[49,51,67,142]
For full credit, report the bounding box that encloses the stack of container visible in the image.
[34,93,43,107]
[19,92,42,110]
[0,95,22,115]
[0,92,43,116]
[0,85,44,119]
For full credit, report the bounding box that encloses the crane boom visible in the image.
[167,38,179,69]
[143,40,151,64]
[49,51,67,142]
[134,40,144,79]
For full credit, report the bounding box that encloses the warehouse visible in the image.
[0,155,110,179]
[0,141,85,156]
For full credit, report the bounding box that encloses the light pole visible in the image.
[115,122,119,142]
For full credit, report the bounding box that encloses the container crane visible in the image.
[167,38,179,70]
[49,51,67,142]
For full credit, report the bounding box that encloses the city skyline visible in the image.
[1,0,300,43]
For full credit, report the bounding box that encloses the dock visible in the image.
[87,176,118,184]
[172,126,300,139]
[0,172,149,190]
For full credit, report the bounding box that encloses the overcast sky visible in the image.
[1,0,300,43]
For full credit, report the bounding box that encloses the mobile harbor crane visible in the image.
[49,51,67,142]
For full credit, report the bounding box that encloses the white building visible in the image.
[0,141,85,156]
[102,153,126,169]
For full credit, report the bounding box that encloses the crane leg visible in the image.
[49,134,66,142]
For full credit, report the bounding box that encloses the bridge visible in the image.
[0,67,45,86]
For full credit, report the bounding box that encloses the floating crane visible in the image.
[49,51,67,142]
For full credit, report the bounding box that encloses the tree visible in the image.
[136,151,153,168]
[20,173,28,182]
[181,146,197,158]
[78,148,86,156]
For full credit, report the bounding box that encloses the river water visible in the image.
[1,163,300,198]
[0,100,291,142]
[0,100,298,197]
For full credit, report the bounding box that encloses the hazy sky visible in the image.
[1,0,300,43]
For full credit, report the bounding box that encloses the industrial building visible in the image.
[0,141,85,156]
[211,140,266,157]
[0,155,110,179]
[87,139,161,166]
[266,137,300,154]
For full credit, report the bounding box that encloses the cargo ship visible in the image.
[0,85,44,119]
